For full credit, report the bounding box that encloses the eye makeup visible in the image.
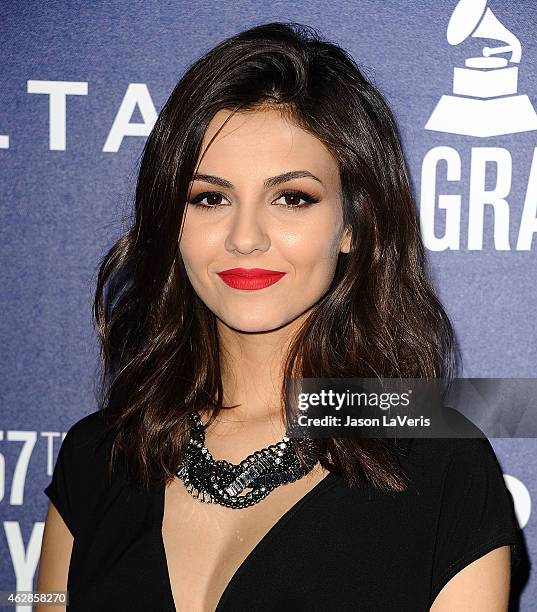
[187,189,321,211]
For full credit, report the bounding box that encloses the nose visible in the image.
[224,204,270,255]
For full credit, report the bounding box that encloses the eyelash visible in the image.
[187,190,320,211]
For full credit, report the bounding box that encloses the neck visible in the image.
[212,311,310,425]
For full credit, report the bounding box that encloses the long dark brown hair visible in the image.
[93,21,459,494]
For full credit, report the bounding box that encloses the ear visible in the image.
[340,225,352,254]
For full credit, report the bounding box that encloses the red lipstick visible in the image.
[216,268,286,290]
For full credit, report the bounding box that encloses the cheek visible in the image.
[178,229,197,273]
[282,221,342,272]
[179,218,219,273]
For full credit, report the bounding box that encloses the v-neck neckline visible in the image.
[154,470,339,611]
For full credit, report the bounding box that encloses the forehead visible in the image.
[198,107,339,182]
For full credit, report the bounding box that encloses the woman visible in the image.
[37,22,522,611]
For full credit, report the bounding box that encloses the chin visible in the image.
[219,314,295,334]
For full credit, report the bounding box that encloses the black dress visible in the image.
[44,409,522,611]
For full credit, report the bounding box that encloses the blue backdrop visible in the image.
[1,1,535,608]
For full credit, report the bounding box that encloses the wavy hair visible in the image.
[93,21,459,493]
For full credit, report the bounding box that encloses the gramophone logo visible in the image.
[425,0,537,137]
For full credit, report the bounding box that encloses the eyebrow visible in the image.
[191,170,323,189]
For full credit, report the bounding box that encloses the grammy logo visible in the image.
[425,0,537,137]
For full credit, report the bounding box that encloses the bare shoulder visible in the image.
[36,500,74,611]
[430,544,511,611]
[36,409,110,611]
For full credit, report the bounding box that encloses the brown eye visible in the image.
[205,193,223,207]
[283,194,302,207]
[188,192,227,208]
[273,190,320,210]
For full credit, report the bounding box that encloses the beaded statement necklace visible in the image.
[176,411,319,509]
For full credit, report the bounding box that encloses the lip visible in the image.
[216,268,287,290]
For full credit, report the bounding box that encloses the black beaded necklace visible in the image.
[176,411,319,509]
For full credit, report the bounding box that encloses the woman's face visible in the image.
[179,107,351,333]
